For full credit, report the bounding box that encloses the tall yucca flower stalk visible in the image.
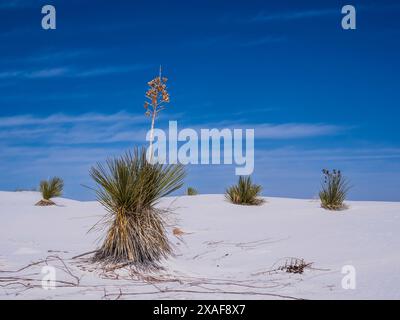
[144,66,170,160]
[90,148,185,269]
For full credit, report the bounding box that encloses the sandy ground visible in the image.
[1,191,399,299]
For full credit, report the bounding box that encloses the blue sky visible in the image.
[0,0,400,201]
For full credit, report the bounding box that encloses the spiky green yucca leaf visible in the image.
[319,169,349,210]
[186,187,198,196]
[225,176,264,206]
[39,177,63,200]
[90,148,185,268]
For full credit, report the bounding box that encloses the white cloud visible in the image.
[253,123,343,139]
[0,64,151,80]
[0,110,346,147]
[240,36,286,47]
[0,112,144,127]
[26,68,69,79]
[0,0,23,9]
[75,64,151,78]
[0,71,22,79]
[0,0,38,9]
[250,9,337,23]
[0,68,69,79]
[255,147,400,162]
[0,111,150,147]
[182,121,344,139]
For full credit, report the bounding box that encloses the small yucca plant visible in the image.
[225,176,264,206]
[319,169,349,210]
[36,177,63,206]
[186,187,198,196]
[90,147,185,269]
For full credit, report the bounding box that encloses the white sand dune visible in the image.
[1,191,399,299]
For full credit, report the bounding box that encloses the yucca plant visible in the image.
[186,187,198,196]
[90,148,185,269]
[35,177,63,206]
[225,176,264,205]
[319,169,350,210]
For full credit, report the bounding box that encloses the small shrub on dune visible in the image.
[186,187,198,196]
[90,148,185,269]
[35,177,63,206]
[225,176,264,206]
[319,169,350,210]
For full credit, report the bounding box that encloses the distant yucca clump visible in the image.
[186,187,198,196]
[36,177,63,206]
[319,169,349,210]
[225,176,264,206]
[90,148,185,269]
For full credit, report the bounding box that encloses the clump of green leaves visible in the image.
[90,147,185,269]
[319,169,350,210]
[36,177,64,206]
[225,176,264,206]
[186,187,198,196]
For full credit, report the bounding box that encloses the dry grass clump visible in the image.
[319,169,350,210]
[90,148,185,269]
[35,177,63,206]
[225,176,264,206]
[35,199,56,206]
[278,258,312,274]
